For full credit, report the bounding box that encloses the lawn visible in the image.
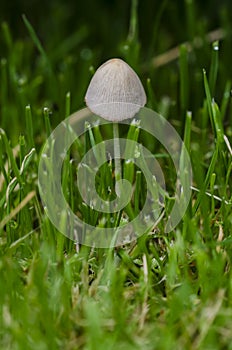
[0,0,232,349]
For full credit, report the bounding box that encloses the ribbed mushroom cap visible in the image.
[85,58,146,121]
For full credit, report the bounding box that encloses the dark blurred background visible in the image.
[0,0,129,58]
[1,0,231,56]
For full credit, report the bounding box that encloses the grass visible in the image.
[1,0,232,349]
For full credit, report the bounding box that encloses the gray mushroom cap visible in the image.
[85,58,147,121]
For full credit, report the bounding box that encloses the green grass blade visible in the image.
[203,69,224,143]
[25,105,34,148]
[0,129,21,183]
[209,41,219,95]
[22,14,52,72]
[179,44,189,117]
[193,142,219,214]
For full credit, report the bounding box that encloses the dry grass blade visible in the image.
[224,135,232,156]
[0,190,36,230]
[147,28,225,69]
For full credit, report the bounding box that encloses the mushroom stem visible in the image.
[113,122,122,196]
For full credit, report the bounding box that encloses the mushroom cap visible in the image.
[85,58,146,121]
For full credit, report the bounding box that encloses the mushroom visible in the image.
[85,58,147,195]
[85,58,146,121]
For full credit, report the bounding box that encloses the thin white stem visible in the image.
[113,123,121,194]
